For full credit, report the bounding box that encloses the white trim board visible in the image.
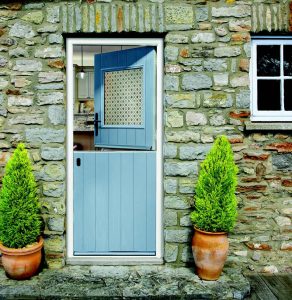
[251,38,292,121]
[66,38,164,265]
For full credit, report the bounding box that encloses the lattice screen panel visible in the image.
[104,68,143,126]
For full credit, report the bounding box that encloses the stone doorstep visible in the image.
[0,265,250,299]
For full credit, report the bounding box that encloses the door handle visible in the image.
[94,113,101,136]
[76,158,81,166]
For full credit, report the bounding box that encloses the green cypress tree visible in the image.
[0,143,41,248]
[191,136,238,233]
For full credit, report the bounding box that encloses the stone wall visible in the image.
[0,0,291,273]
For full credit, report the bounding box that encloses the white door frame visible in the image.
[66,38,164,265]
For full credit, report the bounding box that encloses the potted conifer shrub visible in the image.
[0,143,43,280]
[191,136,238,281]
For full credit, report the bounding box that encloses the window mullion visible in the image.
[280,44,284,111]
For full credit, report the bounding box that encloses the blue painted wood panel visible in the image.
[73,151,156,255]
[94,47,156,150]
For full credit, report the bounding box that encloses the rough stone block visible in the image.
[239,58,250,72]
[164,244,178,263]
[9,21,36,38]
[236,90,250,109]
[166,131,201,144]
[0,77,8,89]
[179,178,195,194]
[9,47,29,58]
[179,144,211,160]
[26,128,65,143]
[244,42,251,58]
[0,10,17,22]
[229,19,251,32]
[0,55,8,67]
[203,92,233,108]
[47,5,60,23]
[191,32,215,43]
[164,178,177,194]
[48,216,64,232]
[181,245,194,263]
[23,3,44,9]
[166,111,183,128]
[165,45,179,61]
[8,95,33,106]
[43,182,65,198]
[0,108,7,117]
[272,154,292,171]
[8,114,43,125]
[280,242,292,250]
[0,141,11,149]
[164,196,191,210]
[165,229,192,243]
[48,33,63,44]
[165,4,193,29]
[37,92,64,105]
[164,75,179,91]
[21,11,43,24]
[210,114,226,126]
[164,161,198,176]
[35,46,63,58]
[213,73,228,86]
[196,6,208,22]
[186,112,207,126]
[164,209,177,227]
[214,46,241,57]
[164,144,177,159]
[13,59,42,71]
[37,163,65,182]
[180,215,192,227]
[262,265,278,274]
[45,236,65,252]
[165,64,182,74]
[41,146,65,161]
[165,32,189,44]
[212,6,251,18]
[182,73,212,90]
[215,25,228,37]
[203,59,227,71]
[275,216,291,227]
[165,93,199,109]
[38,72,64,83]
[230,73,249,87]
[37,24,59,33]
[36,83,64,90]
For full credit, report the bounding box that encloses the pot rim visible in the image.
[194,227,227,235]
[0,237,43,256]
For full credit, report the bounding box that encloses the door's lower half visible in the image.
[73,151,156,256]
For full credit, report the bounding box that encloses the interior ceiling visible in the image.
[73,45,140,66]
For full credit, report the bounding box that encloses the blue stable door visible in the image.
[73,47,157,256]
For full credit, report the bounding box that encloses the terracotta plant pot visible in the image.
[192,228,228,281]
[0,237,43,280]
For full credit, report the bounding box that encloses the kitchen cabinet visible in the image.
[77,70,94,99]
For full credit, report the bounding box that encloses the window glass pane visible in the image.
[284,80,292,111]
[284,45,292,76]
[257,45,280,77]
[104,68,143,126]
[257,80,281,111]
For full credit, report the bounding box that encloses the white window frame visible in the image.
[251,37,292,122]
[66,38,164,265]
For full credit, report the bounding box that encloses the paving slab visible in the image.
[0,266,250,299]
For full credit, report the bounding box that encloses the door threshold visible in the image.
[66,256,163,265]
[74,252,156,256]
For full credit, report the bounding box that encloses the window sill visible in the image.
[245,121,292,131]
